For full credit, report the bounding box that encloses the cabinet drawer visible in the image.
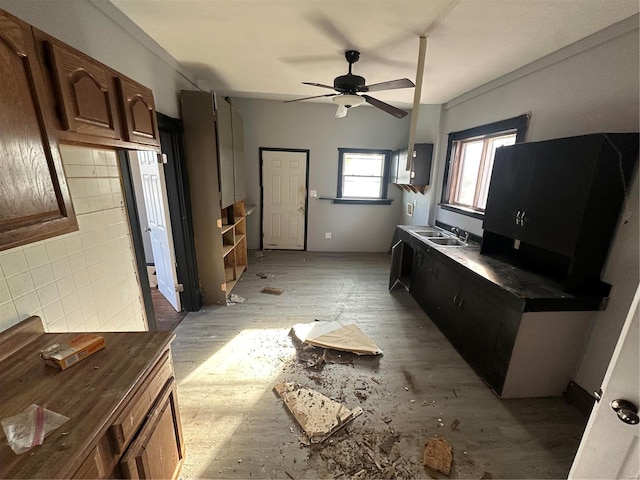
[108,350,173,454]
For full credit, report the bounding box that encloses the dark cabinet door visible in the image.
[422,256,461,338]
[411,143,433,185]
[410,245,432,309]
[520,136,597,255]
[483,143,536,239]
[0,10,77,251]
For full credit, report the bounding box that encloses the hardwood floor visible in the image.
[152,288,187,331]
[171,251,588,479]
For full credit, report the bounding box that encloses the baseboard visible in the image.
[564,381,596,416]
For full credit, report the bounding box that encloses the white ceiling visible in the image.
[110,0,638,107]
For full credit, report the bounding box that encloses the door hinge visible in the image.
[157,153,168,164]
[175,284,184,293]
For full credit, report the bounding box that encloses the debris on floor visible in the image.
[423,436,453,476]
[379,434,400,455]
[255,251,264,258]
[226,293,246,305]
[290,321,383,355]
[273,382,363,444]
[256,272,268,279]
[450,419,460,431]
[261,287,284,295]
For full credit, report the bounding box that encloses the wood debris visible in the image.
[450,419,460,431]
[261,287,284,295]
[274,382,363,444]
[423,436,453,476]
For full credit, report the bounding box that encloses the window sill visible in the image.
[320,197,394,205]
[439,203,485,220]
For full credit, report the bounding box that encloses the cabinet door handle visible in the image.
[515,211,521,225]
[459,298,465,310]
[520,211,526,226]
[453,294,458,305]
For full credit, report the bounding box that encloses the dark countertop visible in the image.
[397,225,608,312]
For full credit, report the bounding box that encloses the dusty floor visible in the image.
[171,251,588,479]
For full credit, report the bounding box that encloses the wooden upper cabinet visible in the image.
[0,10,77,251]
[39,33,121,140]
[116,76,160,147]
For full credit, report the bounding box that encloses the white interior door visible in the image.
[261,150,307,250]
[132,150,181,312]
[569,285,639,479]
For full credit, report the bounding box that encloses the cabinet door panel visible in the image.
[0,11,77,251]
[43,37,120,139]
[116,76,160,147]
[521,136,598,255]
[423,257,460,338]
[483,143,535,238]
[216,95,235,208]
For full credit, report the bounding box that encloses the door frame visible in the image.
[259,148,310,251]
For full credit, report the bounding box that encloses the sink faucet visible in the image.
[451,227,460,236]
[461,231,470,242]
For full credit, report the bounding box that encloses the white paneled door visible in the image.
[132,150,181,312]
[261,149,307,250]
[569,285,639,479]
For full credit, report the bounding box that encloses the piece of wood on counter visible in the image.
[273,382,363,444]
[423,436,453,476]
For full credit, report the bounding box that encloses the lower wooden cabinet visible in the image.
[0,317,185,479]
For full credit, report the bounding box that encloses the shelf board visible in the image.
[225,277,238,293]
[221,224,234,234]
[224,266,235,283]
[233,216,244,226]
[234,234,245,246]
[222,244,233,257]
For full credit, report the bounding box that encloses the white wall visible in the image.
[433,16,639,394]
[0,0,197,117]
[232,98,411,252]
[399,104,443,226]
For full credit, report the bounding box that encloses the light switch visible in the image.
[310,190,317,198]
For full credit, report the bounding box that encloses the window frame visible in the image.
[336,148,392,204]
[440,114,529,219]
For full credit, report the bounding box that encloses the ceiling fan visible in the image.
[285,50,415,119]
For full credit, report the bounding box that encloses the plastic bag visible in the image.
[1,404,69,454]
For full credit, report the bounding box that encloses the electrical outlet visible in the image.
[325,232,332,239]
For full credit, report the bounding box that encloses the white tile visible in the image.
[0,301,19,327]
[80,231,97,250]
[85,248,100,267]
[73,268,91,289]
[56,275,76,297]
[61,292,80,314]
[98,178,111,195]
[13,291,41,317]
[59,144,86,165]
[93,150,107,166]
[101,194,114,209]
[0,250,28,277]
[64,165,83,177]
[88,196,103,213]
[76,214,93,232]
[23,244,49,269]
[84,178,100,196]
[104,151,118,166]
[113,192,125,208]
[97,307,111,326]
[95,165,110,177]
[50,258,72,280]
[103,209,117,226]
[73,197,90,215]
[91,211,106,227]
[67,178,86,198]
[119,223,130,237]
[68,252,87,273]
[47,316,69,333]
[81,165,97,177]
[66,308,84,330]
[109,178,121,193]
[30,264,55,289]
[6,272,35,298]
[45,239,67,261]
[42,300,64,324]
[108,166,119,177]
[108,224,121,241]
[64,234,83,255]
[37,282,60,307]
[85,314,100,331]
[0,277,11,305]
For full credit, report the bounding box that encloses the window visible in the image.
[441,114,529,218]
[336,148,392,204]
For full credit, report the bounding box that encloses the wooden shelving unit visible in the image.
[220,200,248,295]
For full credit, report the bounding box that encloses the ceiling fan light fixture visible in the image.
[332,94,365,108]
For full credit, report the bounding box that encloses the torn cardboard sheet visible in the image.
[423,436,453,475]
[274,382,363,444]
[291,321,382,355]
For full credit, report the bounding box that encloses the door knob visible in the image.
[144,227,151,232]
[610,399,639,425]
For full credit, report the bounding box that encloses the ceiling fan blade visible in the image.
[335,105,348,118]
[284,93,338,103]
[362,95,408,119]
[302,82,336,90]
[364,78,415,92]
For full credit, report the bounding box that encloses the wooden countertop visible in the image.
[0,326,174,479]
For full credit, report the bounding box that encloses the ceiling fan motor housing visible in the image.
[334,74,366,93]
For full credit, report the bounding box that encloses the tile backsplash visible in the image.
[0,145,146,333]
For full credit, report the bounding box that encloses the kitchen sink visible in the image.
[414,231,448,238]
[426,237,467,247]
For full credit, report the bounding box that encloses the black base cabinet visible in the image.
[395,226,596,398]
